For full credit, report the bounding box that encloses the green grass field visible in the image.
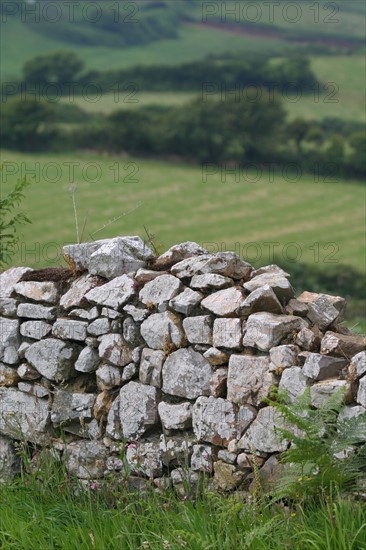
[1,150,364,275]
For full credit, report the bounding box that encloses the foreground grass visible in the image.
[0,476,365,550]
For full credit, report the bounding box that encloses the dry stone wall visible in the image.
[0,237,365,491]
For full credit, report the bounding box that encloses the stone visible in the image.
[0,298,17,316]
[191,444,213,472]
[85,275,136,309]
[279,367,310,403]
[269,344,299,372]
[17,363,40,381]
[193,396,237,446]
[203,347,229,366]
[123,317,141,347]
[213,461,244,491]
[117,382,158,439]
[162,347,213,399]
[159,435,194,467]
[171,252,252,280]
[201,287,246,317]
[238,407,288,453]
[350,351,366,379]
[52,319,87,342]
[51,390,95,423]
[17,342,30,359]
[295,326,321,351]
[0,363,20,386]
[101,307,122,319]
[75,347,100,373]
[227,355,275,407]
[17,303,57,320]
[357,376,366,408]
[25,338,79,382]
[17,382,49,399]
[320,331,365,358]
[121,362,137,382]
[310,380,351,408]
[152,241,208,270]
[158,402,192,431]
[139,274,182,308]
[257,455,283,492]
[243,312,306,351]
[65,440,107,479]
[0,387,50,441]
[87,317,110,336]
[140,311,186,350]
[251,265,289,278]
[169,287,203,315]
[213,318,242,349]
[96,364,123,390]
[297,291,346,330]
[139,348,165,387]
[122,304,149,322]
[98,334,132,367]
[93,391,114,421]
[237,405,257,436]
[135,269,169,284]
[302,353,348,381]
[13,281,58,304]
[237,453,253,470]
[190,273,232,290]
[0,318,20,364]
[244,273,294,303]
[183,315,212,345]
[64,236,154,279]
[60,274,101,309]
[239,285,283,316]
[210,367,228,398]
[0,267,32,298]
[285,298,309,317]
[20,320,51,340]
[217,450,237,464]
[0,435,20,482]
[70,306,99,320]
[126,438,163,478]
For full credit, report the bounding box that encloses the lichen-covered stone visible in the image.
[269,344,299,372]
[183,315,212,345]
[162,347,213,399]
[140,311,186,350]
[310,380,351,408]
[0,318,20,364]
[238,407,288,453]
[98,333,132,367]
[96,364,123,390]
[278,367,310,403]
[0,363,20,387]
[51,390,95,423]
[20,320,52,340]
[320,331,365,358]
[201,287,246,317]
[243,312,306,351]
[244,273,294,303]
[25,338,79,382]
[302,353,348,381]
[295,326,321,351]
[65,440,107,479]
[193,396,237,446]
[60,274,101,309]
[0,298,17,317]
[126,438,163,478]
[191,444,213,472]
[75,347,100,373]
[139,274,182,308]
[123,317,141,347]
[213,461,244,491]
[239,284,283,316]
[159,435,194,467]
[17,363,40,381]
[115,381,158,440]
[17,303,57,320]
[297,291,346,330]
[52,319,88,342]
[0,388,50,441]
[227,355,275,406]
[171,252,252,280]
[190,273,232,290]
[210,367,228,398]
[85,275,136,309]
[152,241,208,270]
[87,318,110,336]
[0,267,32,298]
[203,347,229,366]
[350,351,366,379]
[0,435,20,482]
[158,402,192,431]
[357,376,366,408]
[213,318,242,349]
[169,287,203,315]
[13,281,58,304]
[139,348,164,387]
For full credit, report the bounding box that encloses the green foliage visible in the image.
[267,387,366,502]
[349,132,366,175]
[23,51,84,86]
[0,168,31,267]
